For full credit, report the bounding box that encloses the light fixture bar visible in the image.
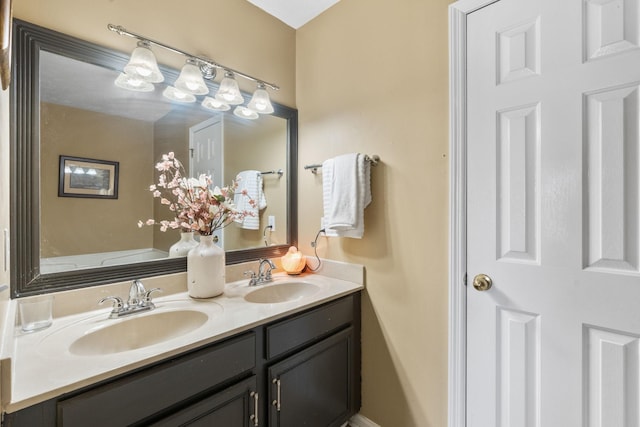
[107,24,280,91]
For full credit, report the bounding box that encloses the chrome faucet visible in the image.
[128,279,146,306]
[99,279,162,319]
[245,258,276,286]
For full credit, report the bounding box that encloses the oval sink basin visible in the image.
[69,310,208,356]
[244,282,320,304]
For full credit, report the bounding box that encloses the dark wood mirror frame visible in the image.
[10,19,298,297]
[0,0,11,89]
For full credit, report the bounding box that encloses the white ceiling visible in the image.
[246,0,341,29]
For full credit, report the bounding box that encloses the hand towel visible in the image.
[234,170,267,230]
[322,153,371,238]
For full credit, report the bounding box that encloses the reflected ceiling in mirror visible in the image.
[11,19,298,296]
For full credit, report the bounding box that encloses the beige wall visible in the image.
[224,117,288,250]
[296,0,452,425]
[40,103,155,257]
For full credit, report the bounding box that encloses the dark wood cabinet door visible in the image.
[269,327,355,427]
[150,376,258,427]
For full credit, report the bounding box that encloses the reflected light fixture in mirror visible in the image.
[162,86,196,103]
[123,41,164,83]
[115,72,154,92]
[234,106,259,120]
[202,96,231,111]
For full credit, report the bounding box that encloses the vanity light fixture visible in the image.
[162,86,196,103]
[175,59,209,95]
[247,83,274,114]
[202,96,230,112]
[108,24,279,118]
[123,41,164,83]
[115,72,154,92]
[215,72,244,105]
[233,106,259,120]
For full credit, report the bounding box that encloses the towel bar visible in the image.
[260,169,284,177]
[304,154,380,174]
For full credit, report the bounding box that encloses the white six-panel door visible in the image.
[466,0,640,425]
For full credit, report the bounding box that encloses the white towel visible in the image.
[234,170,267,230]
[322,153,371,238]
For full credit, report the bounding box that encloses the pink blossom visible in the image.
[138,152,254,235]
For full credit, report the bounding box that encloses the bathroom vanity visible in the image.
[2,270,362,427]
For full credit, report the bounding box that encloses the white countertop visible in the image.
[4,266,363,413]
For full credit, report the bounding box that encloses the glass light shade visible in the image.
[247,87,274,114]
[123,42,164,83]
[175,61,209,95]
[162,86,196,103]
[201,96,230,112]
[233,106,258,120]
[215,73,244,105]
[114,73,154,92]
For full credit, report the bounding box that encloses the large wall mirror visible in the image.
[11,20,298,297]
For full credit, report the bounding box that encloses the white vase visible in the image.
[169,231,199,258]
[187,234,225,298]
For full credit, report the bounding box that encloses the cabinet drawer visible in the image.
[150,376,258,427]
[266,295,353,360]
[58,332,255,427]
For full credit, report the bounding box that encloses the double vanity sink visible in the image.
[42,281,320,358]
[6,269,363,416]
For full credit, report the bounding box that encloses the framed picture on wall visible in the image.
[58,155,119,199]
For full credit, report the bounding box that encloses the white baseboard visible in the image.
[348,413,381,427]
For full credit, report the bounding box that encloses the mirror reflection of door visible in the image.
[189,117,224,246]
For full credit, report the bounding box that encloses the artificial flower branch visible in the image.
[138,152,254,235]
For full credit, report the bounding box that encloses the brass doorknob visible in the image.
[472,274,492,291]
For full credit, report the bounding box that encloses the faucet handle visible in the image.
[244,270,258,286]
[141,288,162,307]
[99,296,125,315]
